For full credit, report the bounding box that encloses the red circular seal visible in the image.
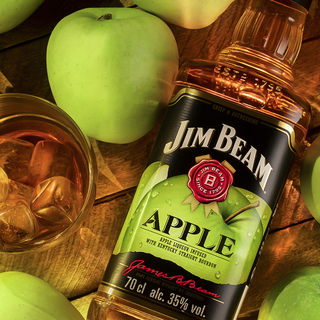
[187,159,233,203]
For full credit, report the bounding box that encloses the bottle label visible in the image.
[101,88,296,319]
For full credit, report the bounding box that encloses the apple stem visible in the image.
[224,200,260,224]
[97,13,113,21]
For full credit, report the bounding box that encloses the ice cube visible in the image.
[28,140,74,187]
[0,135,34,183]
[0,167,9,202]
[0,199,39,245]
[30,176,84,231]
[7,179,34,202]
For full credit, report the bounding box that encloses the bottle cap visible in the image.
[291,0,313,10]
[300,134,320,224]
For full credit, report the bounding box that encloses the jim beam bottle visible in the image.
[87,0,312,318]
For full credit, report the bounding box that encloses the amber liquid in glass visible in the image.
[0,117,87,244]
[4,119,85,193]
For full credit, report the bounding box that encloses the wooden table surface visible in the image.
[1,0,320,319]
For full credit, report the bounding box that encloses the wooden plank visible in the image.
[239,219,320,317]
[71,219,320,319]
[72,293,95,319]
[269,140,313,230]
[168,0,320,68]
[91,125,159,200]
[169,0,249,65]
[304,0,320,39]
[0,71,13,93]
[0,1,319,319]
[0,192,132,299]
[294,39,320,132]
[0,36,52,99]
[1,0,318,104]
[0,0,124,50]
[239,315,258,320]
[68,22,320,320]
[2,2,318,202]
[1,0,319,53]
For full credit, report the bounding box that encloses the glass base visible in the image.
[87,291,175,320]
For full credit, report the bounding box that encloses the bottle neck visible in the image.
[217,0,307,87]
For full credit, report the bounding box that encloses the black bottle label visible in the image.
[101,88,296,319]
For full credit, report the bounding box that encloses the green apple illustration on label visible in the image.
[113,161,169,255]
[46,8,179,144]
[238,188,272,234]
[0,0,45,34]
[121,159,264,285]
[131,161,169,215]
[133,0,235,29]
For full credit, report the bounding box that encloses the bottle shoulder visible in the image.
[174,59,311,142]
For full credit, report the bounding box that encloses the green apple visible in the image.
[0,0,45,34]
[133,0,234,29]
[120,174,263,285]
[300,135,320,223]
[46,7,179,144]
[238,187,272,233]
[130,161,169,215]
[0,271,84,319]
[113,161,169,254]
[258,266,320,320]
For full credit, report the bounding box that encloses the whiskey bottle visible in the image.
[87,0,312,319]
